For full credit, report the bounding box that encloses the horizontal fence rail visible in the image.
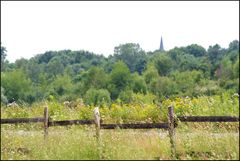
[178,116,239,122]
[1,117,45,124]
[100,123,169,129]
[48,119,101,126]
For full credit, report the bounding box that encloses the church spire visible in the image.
[160,36,164,51]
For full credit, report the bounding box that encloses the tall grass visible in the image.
[1,93,239,160]
[1,125,239,160]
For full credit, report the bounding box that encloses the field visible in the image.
[1,125,239,160]
[1,93,239,160]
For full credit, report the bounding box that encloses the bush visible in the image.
[1,86,8,105]
[132,73,147,94]
[118,90,133,103]
[84,88,111,106]
[132,93,157,105]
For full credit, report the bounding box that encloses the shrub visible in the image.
[84,88,111,106]
[1,86,8,105]
[118,90,133,104]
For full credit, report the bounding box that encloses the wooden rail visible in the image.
[1,117,45,124]
[100,123,168,129]
[48,119,95,126]
[178,116,239,122]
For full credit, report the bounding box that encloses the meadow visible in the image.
[1,93,239,160]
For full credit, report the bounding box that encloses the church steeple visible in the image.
[160,36,164,51]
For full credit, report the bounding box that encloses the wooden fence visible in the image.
[1,106,239,159]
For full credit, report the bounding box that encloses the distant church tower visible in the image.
[160,36,164,51]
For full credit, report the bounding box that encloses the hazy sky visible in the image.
[1,1,239,63]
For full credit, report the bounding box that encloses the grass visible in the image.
[1,123,239,160]
[1,93,239,160]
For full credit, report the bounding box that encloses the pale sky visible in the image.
[1,1,239,63]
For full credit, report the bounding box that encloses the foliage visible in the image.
[1,86,8,104]
[185,44,207,57]
[114,43,147,74]
[0,39,239,160]
[84,88,111,106]
[152,53,173,76]
[118,90,134,104]
[1,69,32,102]
[132,72,147,94]
[0,40,239,104]
[1,44,7,71]
[1,94,239,160]
[109,61,133,99]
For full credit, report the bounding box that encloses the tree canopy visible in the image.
[1,40,239,105]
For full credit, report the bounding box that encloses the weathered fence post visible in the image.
[168,106,176,159]
[93,107,101,159]
[43,107,49,140]
[94,107,101,139]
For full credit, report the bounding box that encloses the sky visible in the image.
[1,1,239,63]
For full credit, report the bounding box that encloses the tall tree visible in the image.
[45,57,64,78]
[1,69,32,102]
[153,53,173,76]
[185,44,206,57]
[109,61,133,99]
[1,45,7,71]
[114,43,147,74]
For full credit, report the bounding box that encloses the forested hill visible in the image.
[1,40,239,105]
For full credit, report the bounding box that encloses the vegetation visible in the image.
[1,40,239,105]
[1,124,239,160]
[1,40,239,160]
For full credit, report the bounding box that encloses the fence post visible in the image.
[44,107,49,140]
[93,107,101,139]
[168,106,176,159]
[93,107,101,159]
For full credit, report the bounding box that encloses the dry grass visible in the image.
[1,124,239,160]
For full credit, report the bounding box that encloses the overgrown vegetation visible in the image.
[1,125,239,160]
[1,41,239,160]
[1,41,239,105]
[1,92,238,123]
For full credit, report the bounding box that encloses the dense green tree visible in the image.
[45,57,64,78]
[109,61,133,99]
[207,44,224,64]
[132,72,147,94]
[179,54,201,71]
[228,40,239,52]
[216,57,233,80]
[0,40,238,105]
[168,47,186,63]
[15,58,28,70]
[50,74,74,98]
[154,76,177,99]
[84,88,111,106]
[143,63,159,85]
[185,44,206,57]
[233,57,239,79]
[153,53,173,76]
[114,43,147,74]
[1,45,7,71]
[81,66,108,90]
[1,69,32,102]
[1,86,8,104]
[118,89,134,103]
[37,51,55,64]
[170,70,204,96]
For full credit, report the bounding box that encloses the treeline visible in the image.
[1,40,239,105]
